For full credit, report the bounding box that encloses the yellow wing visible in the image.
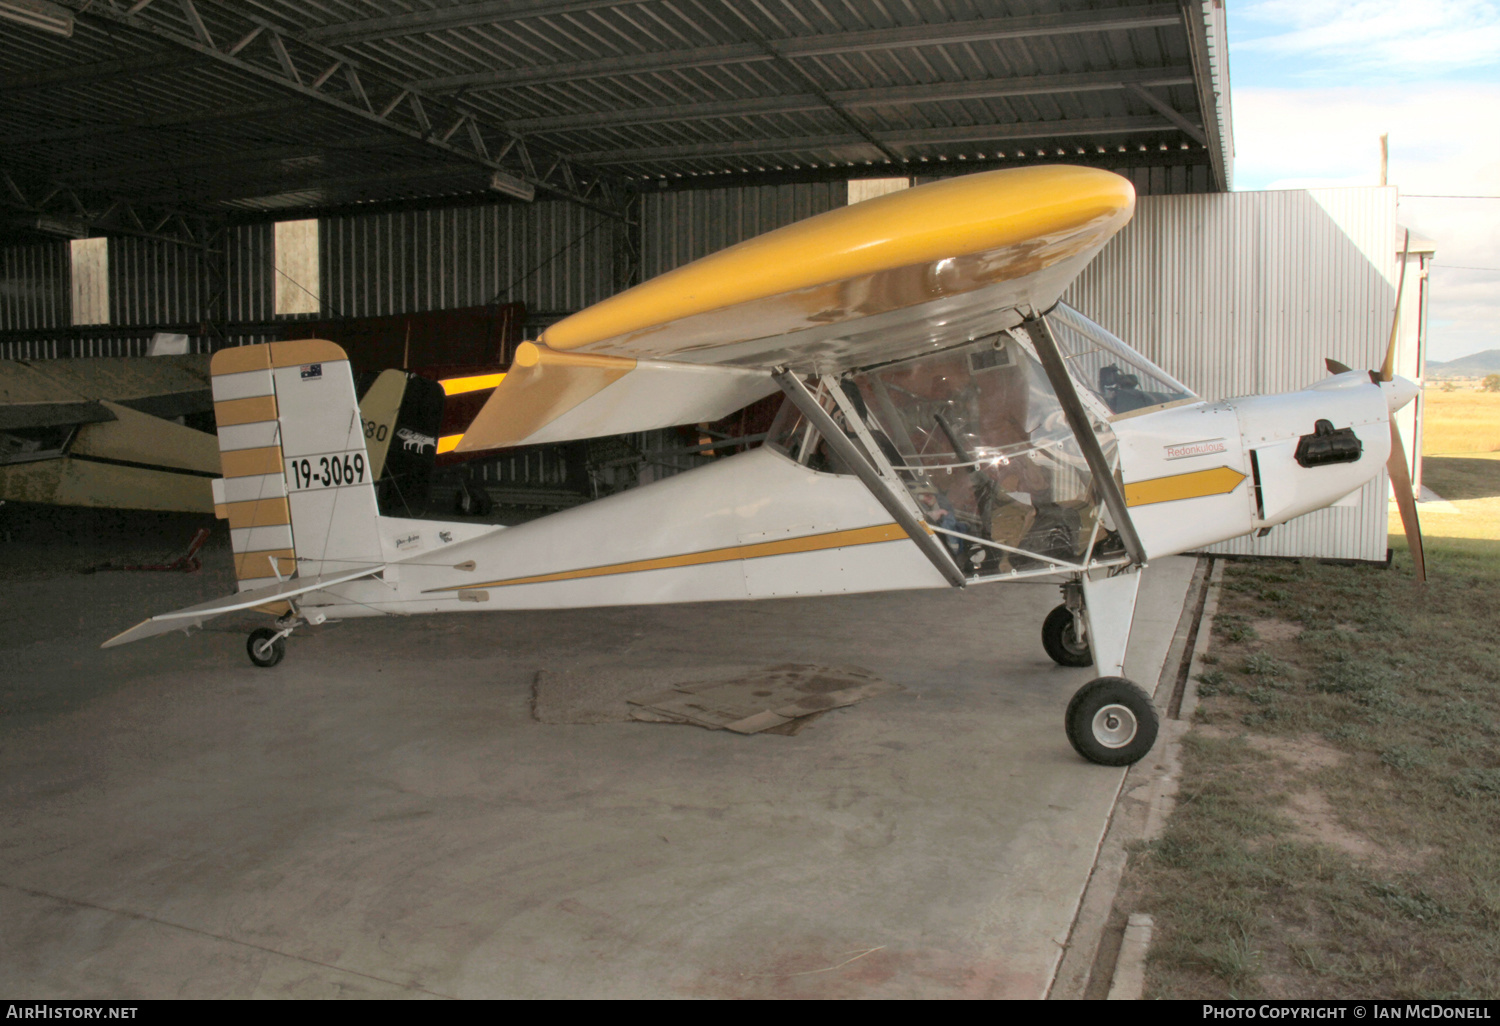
[544,165,1134,371]
[457,165,1134,451]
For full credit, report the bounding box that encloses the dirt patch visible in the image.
[1243,733,1344,773]
[1194,728,1425,872]
[1280,789,1382,863]
[1250,619,1302,644]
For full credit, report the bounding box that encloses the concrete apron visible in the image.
[0,556,1197,999]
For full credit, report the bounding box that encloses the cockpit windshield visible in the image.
[1045,303,1195,416]
[847,331,1124,575]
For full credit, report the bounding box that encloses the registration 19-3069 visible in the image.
[288,451,366,491]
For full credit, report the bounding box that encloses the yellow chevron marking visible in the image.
[425,522,909,593]
[1124,466,1247,507]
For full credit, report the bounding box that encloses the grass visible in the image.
[1421,389,1500,456]
[1125,436,1500,999]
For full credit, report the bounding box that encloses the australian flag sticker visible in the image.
[300,363,322,380]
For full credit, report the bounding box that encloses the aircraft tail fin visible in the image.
[209,340,382,592]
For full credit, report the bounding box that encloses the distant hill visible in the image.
[1426,350,1500,379]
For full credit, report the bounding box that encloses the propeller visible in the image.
[1326,231,1424,583]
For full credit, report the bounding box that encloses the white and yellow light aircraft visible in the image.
[102,166,1422,766]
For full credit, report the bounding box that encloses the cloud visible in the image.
[1234,0,1500,78]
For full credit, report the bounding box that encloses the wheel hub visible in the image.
[1091,703,1138,748]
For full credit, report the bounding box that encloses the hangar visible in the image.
[0,0,1419,999]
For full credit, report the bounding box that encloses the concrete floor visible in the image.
[0,551,1196,999]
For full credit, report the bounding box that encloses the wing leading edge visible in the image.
[540,165,1135,372]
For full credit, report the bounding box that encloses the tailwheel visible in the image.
[246,627,287,668]
[1065,677,1157,766]
[1042,603,1092,667]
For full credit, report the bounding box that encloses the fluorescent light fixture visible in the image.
[488,171,535,203]
[0,0,74,37]
[33,215,90,239]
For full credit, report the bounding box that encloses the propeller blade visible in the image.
[1325,358,1353,375]
[1380,229,1412,382]
[1386,419,1426,583]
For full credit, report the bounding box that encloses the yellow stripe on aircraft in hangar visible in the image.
[426,523,911,593]
[1123,466,1248,507]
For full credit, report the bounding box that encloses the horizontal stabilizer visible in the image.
[0,354,211,429]
[455,341,777,452]
[101,564,385,648]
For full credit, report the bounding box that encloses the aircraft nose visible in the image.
[1382,375,1420,413]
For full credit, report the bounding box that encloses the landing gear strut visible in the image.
[244,606,326,667]
[1044,569,1159,766]
[1041,580,1091,667]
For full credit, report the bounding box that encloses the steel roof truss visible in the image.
[2,167,211,249]
[1124,83,1206,146]
[508,66,1196,133]
[70,1,629,218]
[410,5,1185,93]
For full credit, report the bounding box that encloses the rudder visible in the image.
[210,340,382,591]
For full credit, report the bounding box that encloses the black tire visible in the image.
[1042,604,1093,667]
[1065,677,1158,766]
[246,627,285,668]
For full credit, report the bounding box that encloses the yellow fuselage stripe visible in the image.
[437,434,463,454]
[425,522,908,593]
[1124,466,1247,507]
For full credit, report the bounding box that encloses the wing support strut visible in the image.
[1023,315,1147,566]
[774,369,967,588]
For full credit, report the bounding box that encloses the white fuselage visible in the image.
[303,446,947,619]
[1112,371,1398,559]
[299,373,1404,619]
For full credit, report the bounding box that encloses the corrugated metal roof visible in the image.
[2,1,1230,234]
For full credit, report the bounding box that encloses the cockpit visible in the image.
[765,303,1197,578]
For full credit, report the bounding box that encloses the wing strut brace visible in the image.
[1023,314,1147,567]
[774,369,968,588]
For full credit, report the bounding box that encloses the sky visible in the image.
[1227,0,1500,363]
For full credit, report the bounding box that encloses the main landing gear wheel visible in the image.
[1065,677,1158,766]
[1042,604,1092,667]
[246,627,286,668]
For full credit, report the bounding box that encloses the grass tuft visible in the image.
[1215,613,1260,644]
[1448,768,1500,800]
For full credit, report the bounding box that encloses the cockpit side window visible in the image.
[1046,303,1196,416]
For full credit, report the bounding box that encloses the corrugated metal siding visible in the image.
[1065,186,1399,561]
[641,182,846,278]
[226,223,275,324]
[321,200,615,319]
[0,241,69,332]
[109,235,206,326]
